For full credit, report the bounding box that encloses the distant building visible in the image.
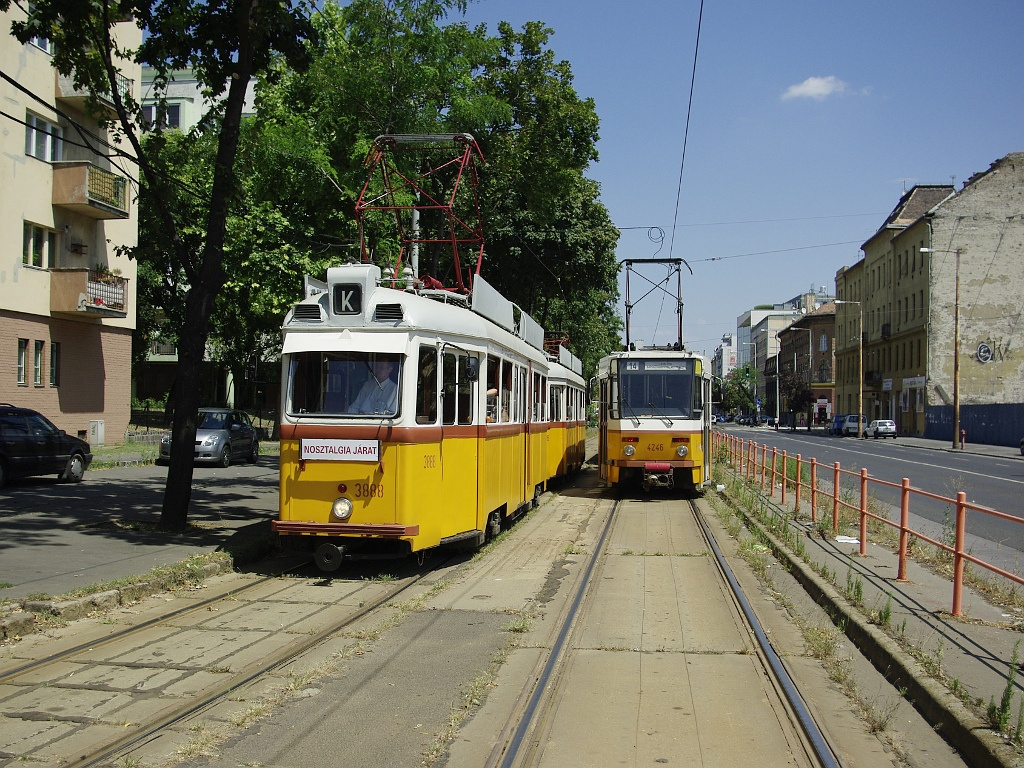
[140,66,256,133]
[712,333,736,381]
[835,153,1024,445]
[777,302,836,428]
[0,10,141,444]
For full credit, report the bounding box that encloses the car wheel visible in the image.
[246,441,259,464]
[63,453,86,483]
[219,447,232,468]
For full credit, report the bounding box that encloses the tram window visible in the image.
[457,356,474,425]
[416,346,438,424]
[532,373,546,421]
[501,359,513,422]
[486,356,499,423]
[442,353,457,425]
[618,359,694,418]
[441,351,476,426]
[285,351,402,417]
[517,367,526,423]
[551,385,564,422]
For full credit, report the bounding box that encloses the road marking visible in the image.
[751,433,1024,486]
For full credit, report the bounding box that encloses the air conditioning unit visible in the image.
[89,419,105,446]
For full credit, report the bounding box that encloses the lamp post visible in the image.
[835,300,863,437]
[921,247,962,449]
[743,340,757,419]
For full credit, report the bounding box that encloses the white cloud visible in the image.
[781,76,848,101]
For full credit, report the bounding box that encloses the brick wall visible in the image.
[0,311,132,444]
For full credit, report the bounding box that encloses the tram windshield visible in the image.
[286,351,403,417]
[617,358,698,419]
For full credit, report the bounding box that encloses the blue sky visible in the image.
[457,0,1024,356]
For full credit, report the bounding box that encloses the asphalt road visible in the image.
[720,425,1024,569]
[0,458,279,600]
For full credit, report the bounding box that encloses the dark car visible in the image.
[159,408,259,467]
[0,404,93,488]
[829,414,846,435]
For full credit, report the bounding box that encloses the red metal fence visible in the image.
[713,431,1024,617]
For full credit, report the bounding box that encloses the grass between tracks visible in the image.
[711,450,1024,753]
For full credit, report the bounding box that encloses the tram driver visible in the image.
[350,359,399,415]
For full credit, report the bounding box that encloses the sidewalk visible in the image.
[719,458,1024,767]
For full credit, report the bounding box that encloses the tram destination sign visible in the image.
[301,438,380,462]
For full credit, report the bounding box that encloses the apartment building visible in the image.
[835,153,1024,445]
[1,10,141,444]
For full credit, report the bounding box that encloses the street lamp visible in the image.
[921,247,962,449]
[742,340,758,418]
[835,300,863,437]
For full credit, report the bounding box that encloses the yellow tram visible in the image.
[273,263,583,570]
[596,347,712,491]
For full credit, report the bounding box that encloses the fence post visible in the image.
[859,468,868,557]
[832,462,841,534]
[897,478,910,582]
[952,491,966,617]
[810,458,817,523]
[780,450,788,505]
[794,454,802,514]
[769,446,777,496]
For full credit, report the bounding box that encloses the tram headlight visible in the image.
[623,444,635,457]
[331,497,353,521]
[676,445,689,457]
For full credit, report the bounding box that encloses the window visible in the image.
[23,223,57,268]
[416,346,438,424]
[25,113,62,161]
[17,339,28,385]
[441,351,474,426]
[141,103,181,130]
[50,342,60,387]
[33,341,44,385]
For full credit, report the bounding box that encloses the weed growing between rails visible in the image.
[717,462,1024,755]
[707,485,911,759]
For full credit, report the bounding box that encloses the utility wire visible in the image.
[667,0,704,260]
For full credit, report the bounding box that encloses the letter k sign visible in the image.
[334,284,362,314]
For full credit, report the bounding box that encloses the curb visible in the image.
[720,486,1023,768]
[0,560,230,642]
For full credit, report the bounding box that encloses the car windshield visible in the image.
[286,351,403,417]
[198,411,228,430]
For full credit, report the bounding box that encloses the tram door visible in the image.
[598,377,609,482]
[441,350,478,534]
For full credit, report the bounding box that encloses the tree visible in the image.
[779,369,813,427]
[722,364,758,414]
[3,0,315,530]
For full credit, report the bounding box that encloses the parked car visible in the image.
[842,414,868,437]
[864,419,897,439]
[0,404,92,489]
[829,415,846,435]
[159,408,259,467]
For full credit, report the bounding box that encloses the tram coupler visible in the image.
[642,462,675,492]
[314,542,347,572]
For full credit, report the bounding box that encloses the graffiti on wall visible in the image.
[971,338,1012,364]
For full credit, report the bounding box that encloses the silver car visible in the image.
[159,408,259,467]
[864,419,897,439]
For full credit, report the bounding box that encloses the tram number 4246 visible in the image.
[646,443,664,453]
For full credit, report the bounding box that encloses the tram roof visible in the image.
[283,264,549,362]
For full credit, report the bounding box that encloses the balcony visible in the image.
[50,269,129,319]
[52,162,130,219]
[55,71,132,115]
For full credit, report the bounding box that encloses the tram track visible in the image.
[0,556,456,767]
[485,493,842,768]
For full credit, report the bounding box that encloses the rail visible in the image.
[713,431,1024,617]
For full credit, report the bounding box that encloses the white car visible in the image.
[864,419,897,439]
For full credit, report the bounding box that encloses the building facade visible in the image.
[1,10,141,444]
[835,153,1024,445]
[777,303,836,428]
